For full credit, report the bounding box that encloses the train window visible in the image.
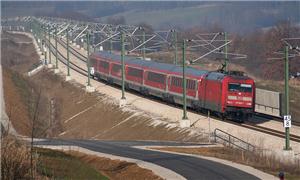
[171,77,196,90]
[147,71,166,84]
[171,77,182,87]
[112,64,121,73]
[128,67,143,78]
[240,84,252,92]
[99,61,109,69]
[228,83,240,92]
[187,79,196,90]
[228,83,252,92]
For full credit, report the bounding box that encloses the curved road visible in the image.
[35,139,260,180]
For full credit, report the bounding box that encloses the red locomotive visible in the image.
[90,51,255,122]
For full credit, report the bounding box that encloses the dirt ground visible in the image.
[69,151,162,180]
[1,32,38,73]
[2,69,31,136]
[30,69,203,141]
[2,32,40,136]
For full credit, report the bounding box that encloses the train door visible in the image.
[203,79,222,112]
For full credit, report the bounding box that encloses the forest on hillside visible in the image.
[2,1,299,80]
[2,1,299,33]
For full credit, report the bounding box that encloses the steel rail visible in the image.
[46,40,87,76]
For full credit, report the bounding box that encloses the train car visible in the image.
[199,72,255,121]
[90,51,255,122]
[165,66,207,107]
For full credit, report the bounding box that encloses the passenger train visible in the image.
[90,51,255,122]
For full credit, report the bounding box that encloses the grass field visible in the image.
[36,148,108,179]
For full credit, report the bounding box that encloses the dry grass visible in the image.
[35,148,107,179]
[0,135,161,180]
[0,136,107,179]
[69,151,162,180]
[3,69,32,136]
[153,147,300,180]
[1,136,36,180]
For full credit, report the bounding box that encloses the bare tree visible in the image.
[29,87,42,179]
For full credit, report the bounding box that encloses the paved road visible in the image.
[35,139,260,180]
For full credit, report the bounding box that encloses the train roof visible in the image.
[205,72,226,80]
[93,51,208,77]
[205,71,253,81]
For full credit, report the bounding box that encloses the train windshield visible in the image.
[228,83,252,93]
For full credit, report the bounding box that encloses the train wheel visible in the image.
[96,74,101,80]
[221,114,226,121]
[237,113,245,123]
[168,96,175,104]
[141,88,149,96]
[107,78,113,84]
[242,114,249,122]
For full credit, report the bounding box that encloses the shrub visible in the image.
[1,136,36,180]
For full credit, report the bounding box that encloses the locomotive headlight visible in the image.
[228,95,237,100]
[242,97,252,101]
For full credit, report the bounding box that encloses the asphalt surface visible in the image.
[35,139,260,180]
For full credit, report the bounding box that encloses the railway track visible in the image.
[221,117,300,143]
[242,123,300,143]
[46,40,87,76]
[58,38,87,63]
[47,39,300,143]
[254,113,300,127]
[272,117,300,127]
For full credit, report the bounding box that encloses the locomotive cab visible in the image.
[224,76,255,122]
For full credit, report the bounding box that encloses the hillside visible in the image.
[2,1,300,34]
[101,2,300,34]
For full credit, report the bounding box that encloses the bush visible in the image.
[1,136,36,180]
